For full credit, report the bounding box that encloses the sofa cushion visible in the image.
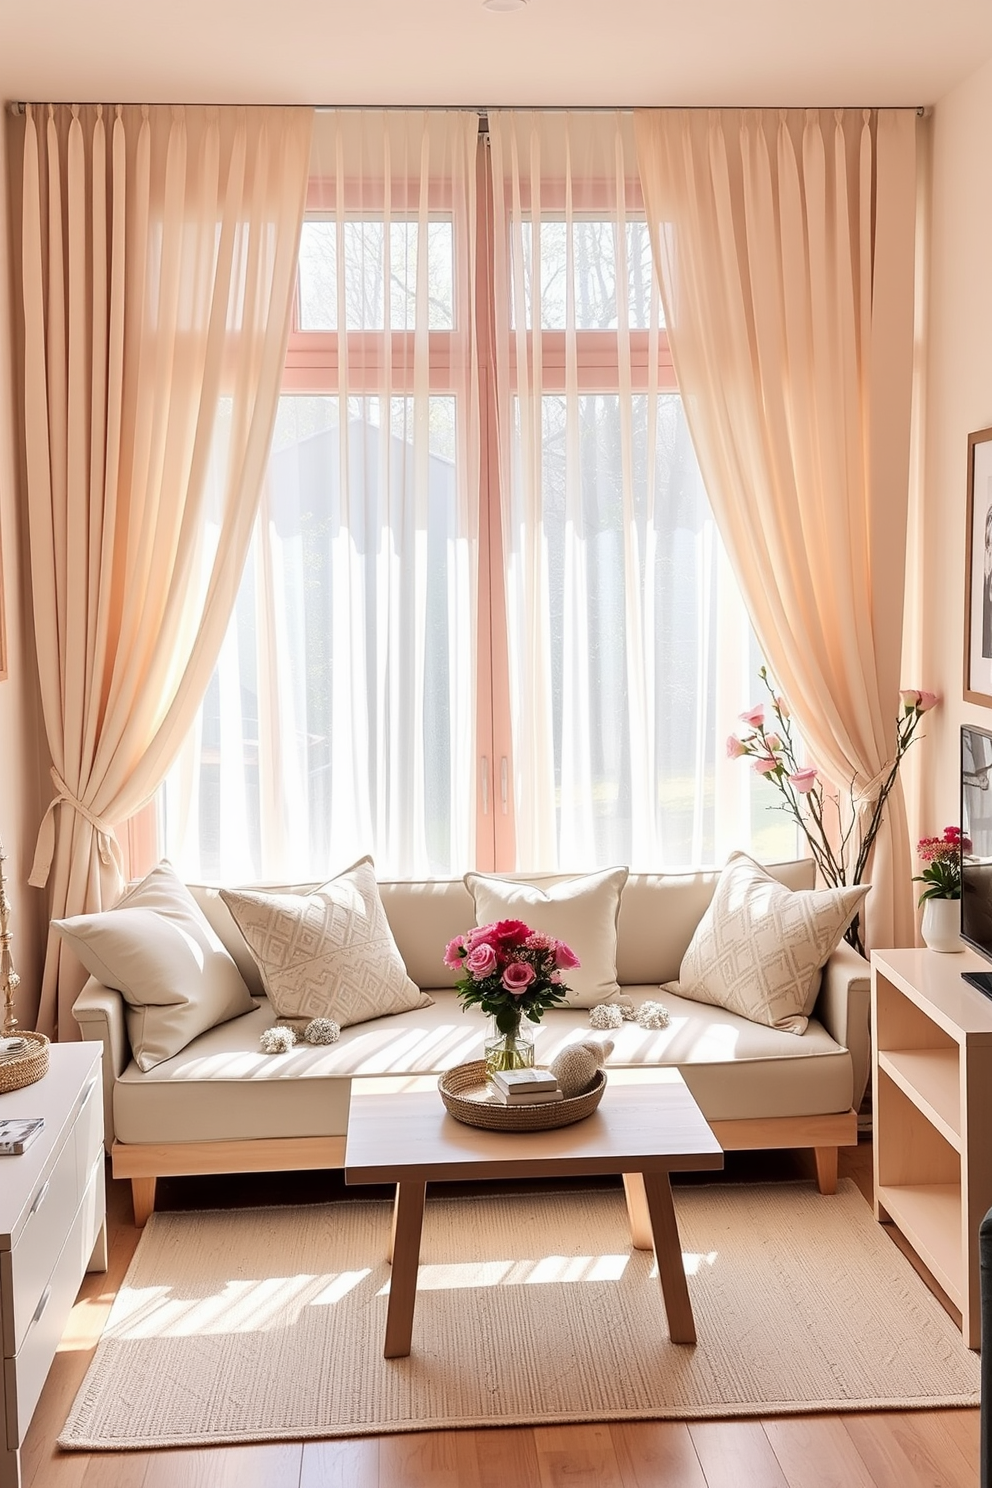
[463,867,628,1008]
[219,857,431,1029]
[53,861,255,1072]
[677,851,868,1035]
[111,987,854,1144]
[188,861,819,997]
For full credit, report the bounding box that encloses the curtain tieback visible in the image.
[28,767,123,888]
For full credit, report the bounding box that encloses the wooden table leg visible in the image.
[622,1172,653,1250]
[639,1171,696,1345]
[384,1180,426,1359]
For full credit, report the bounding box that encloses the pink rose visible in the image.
[554,940,580,970]
[739,704,764,728]
[443,936,466,970]
[788,767,818,794]
[763,733,782,753]
[900,689,921,711]
[726,735,748,759]
[465,943,498,978]
[753,755,779,775]
[918,690,939,712]
[484,919,530,948]
[502,961,536,994]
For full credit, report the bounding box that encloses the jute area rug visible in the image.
[59,1179,980,1450]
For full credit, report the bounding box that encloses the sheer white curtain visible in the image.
[163,111,482,882]
[487,110,778,872]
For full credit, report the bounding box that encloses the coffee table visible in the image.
[344,1068,724,1358]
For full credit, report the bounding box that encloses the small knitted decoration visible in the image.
[589,1003,624,1031]
[260,1026,297,1054]
[548,1037,614,1099]
[304,1017,340,1046]
[636,1000,670,1030]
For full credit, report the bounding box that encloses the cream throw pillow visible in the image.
[463,867,629,1008]
[55,861,256,1072]
[220,857,430,1028]
[677,851,868,1034]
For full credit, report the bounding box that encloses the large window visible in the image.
[162,110,793,883]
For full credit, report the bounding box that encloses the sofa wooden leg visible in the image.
[131,1176,157,1227]
[813,1147,838,1195]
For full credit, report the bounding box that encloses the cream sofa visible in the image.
[72,860,870,1225]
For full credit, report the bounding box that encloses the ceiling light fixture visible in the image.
[482,0,529,11]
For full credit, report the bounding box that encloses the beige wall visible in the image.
[921,53,992,838]
[0,107,50,1030]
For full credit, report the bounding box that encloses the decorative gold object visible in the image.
[0,836,50,1093]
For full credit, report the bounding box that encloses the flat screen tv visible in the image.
[960,723,992,997]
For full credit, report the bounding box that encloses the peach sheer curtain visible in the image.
[20,103,313,1036]
[635,108,919,951]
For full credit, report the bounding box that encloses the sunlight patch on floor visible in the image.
[647,1250,719,1279]
[377,1252,632,1294]
[103,1270,373,1339]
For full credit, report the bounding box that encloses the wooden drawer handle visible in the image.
[31,1284,52,1326]
[29,1177,50,1218]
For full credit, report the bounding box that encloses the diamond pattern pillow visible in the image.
[677,851,868,1034]
[220,857,431,1028]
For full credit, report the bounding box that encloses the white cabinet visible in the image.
[871,949,992,1349]
[0,1043,107,1488]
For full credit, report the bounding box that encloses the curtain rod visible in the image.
[7,102,930,118]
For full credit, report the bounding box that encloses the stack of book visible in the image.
[490,1067,562,1105]
[0,1117,45,1155]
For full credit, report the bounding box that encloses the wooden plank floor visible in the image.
[20,1141,981,1488]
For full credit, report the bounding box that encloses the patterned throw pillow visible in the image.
[463,866,629,1008]
[677,851,867,1034]
[220,857,431,1029]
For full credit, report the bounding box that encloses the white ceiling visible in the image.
[2,0,991,110]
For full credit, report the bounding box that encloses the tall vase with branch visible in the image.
[0,838,22,1041]
[727,672,939,956]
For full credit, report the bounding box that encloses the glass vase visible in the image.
[484,1013,536,1080]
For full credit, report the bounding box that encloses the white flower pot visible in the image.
[920,897,962,953]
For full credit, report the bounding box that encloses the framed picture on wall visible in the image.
[965,426,992,706]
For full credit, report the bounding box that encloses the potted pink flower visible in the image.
[443,920,579,1075]
[914,826,970,953]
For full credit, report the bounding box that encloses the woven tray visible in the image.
[0,1031,50,1094]
[438,1061,606,1132]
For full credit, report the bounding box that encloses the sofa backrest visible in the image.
[189,859,815,998]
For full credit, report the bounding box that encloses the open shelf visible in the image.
[876,1048,960,1148]
[876,1182,962,1307]
[872,949,992,1348]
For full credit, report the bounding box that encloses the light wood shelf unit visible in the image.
[871,948,992,1348]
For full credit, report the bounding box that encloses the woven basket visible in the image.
[0,1032,50,1094]
[438,1061,606,1132]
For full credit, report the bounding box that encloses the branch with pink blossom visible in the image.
[727,670,939,954]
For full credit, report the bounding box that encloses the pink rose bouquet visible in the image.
[444,919,578,1036]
